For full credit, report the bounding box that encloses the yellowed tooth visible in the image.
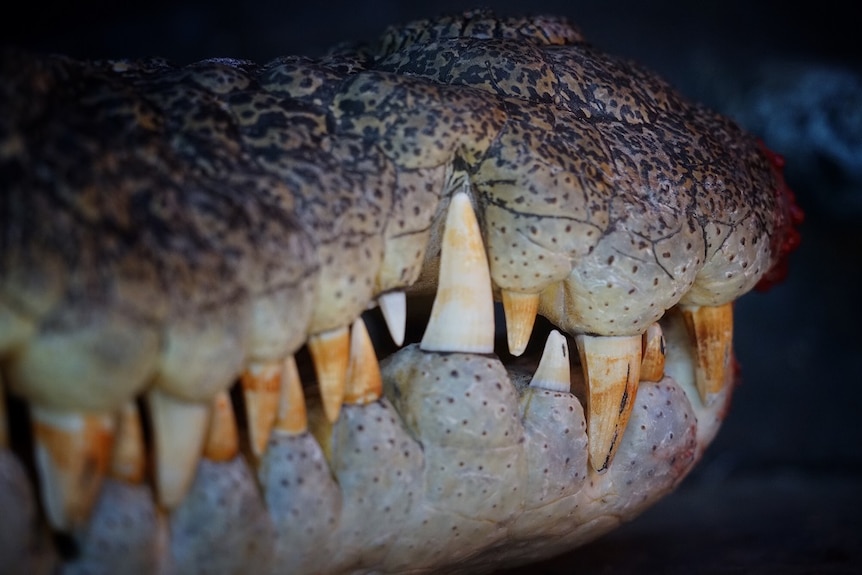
[502,290,540,357]
[204,389,239,462]
[344,317,383,405]
[421,192,494,354]
[30,405,115,531]
[307,326,350,423]
[529,329,571,393]
[111,402,146,484]
[681,303,734,404]
[575,334,642,473]
[273,354,307,436]
[378,290,407,347]
[240,360,281,457]
[640,322,666,382]
[147,388,209,509]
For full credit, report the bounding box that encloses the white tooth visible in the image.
[241,361,282,457]
[421,192,494,354]
[204,389,239,462]
[147,388,209,509]
[502,290,540,357]
[273,354,307,436]
[307,326,350,423]
[110,402,146,484]
[378,290,407,347]
[640,322,666,382]
[575,334,642,473]
[529,329,571,393]
[344,317,383,405]
[30,405,115,531]
[681,303,734,404]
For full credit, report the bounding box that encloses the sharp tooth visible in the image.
[640,322,666,382]
[681,303,734,404]
[30,405,114,531]
[421,192,494,353]
[344,317,383,405]
[147,388,209,509]
[307,326,350,423]
[240,361,282,457]
[273,354,307,436]
[111,402,146,484]
[575,334,642,473]
[529,329,571,393]
[502,290,540,357]
[378,290,407,347]
[204,390,239,462]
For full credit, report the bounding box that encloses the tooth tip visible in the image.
[274,355,308,435]
[379,291,406,347]
[241,362,281,456]
[345,318,383,405]
[420,192,494,354]
[502,290,540,357]
[308,328,350,424]
[147,389,209,510]
[529,330,571,392]
[577,334,642,473]
[31,406,114,531]
[681,303,734,403]
[204,390,239,462]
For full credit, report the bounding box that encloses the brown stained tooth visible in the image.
[575,334,642,473]
[681,302,734,404]
[203,389,239,462]
[421,192,495,354]
[307,326,350,423]
[273,355,308,436]
[111,402,147,484]
[147,388,210,510]
[528,329,571,393]
[640,322,667,382]
[378,290,407,347]
[241,361,282,457]
[30,405,115,531]
[344,317,383,405]
[502,290,540,357]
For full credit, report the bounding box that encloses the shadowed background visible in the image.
[4,1,861,572]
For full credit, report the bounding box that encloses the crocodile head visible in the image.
[0,9,802,574]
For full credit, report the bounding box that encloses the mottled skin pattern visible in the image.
[0,9,798,575]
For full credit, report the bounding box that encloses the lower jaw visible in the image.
[0,303,732,575]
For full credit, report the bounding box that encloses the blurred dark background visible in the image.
[4,1,861,573]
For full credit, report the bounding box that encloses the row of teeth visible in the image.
[0,191,733,536]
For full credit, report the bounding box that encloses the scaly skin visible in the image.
[0,9,800,574]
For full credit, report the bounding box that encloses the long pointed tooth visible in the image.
[344,317,383,405]
[111,402,147,483]
[421,192,494,353]
[240,361,282,457]
[502,290,540,357]
[681,303,734,404]
[529,329,571,393]
[378,291,407,347]
[307,326,350,423]
[640,322,666,382]
[575,334,642,473]
[273,354,307,436]
[204,390,239,462]
[30,405,115,531]
[147,388,209,509]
